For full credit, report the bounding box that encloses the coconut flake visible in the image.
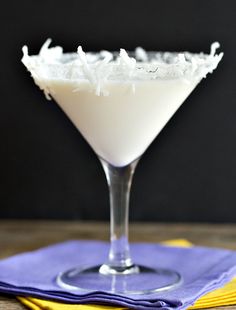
[210,42,220,56]
[100,50,113,64]
[119,49,136,69]
[39,38,63,63]
[77,46,96,86]
[135,47,148,62]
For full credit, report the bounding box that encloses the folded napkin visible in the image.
[0,240,236,310]
[18,296,125,310]
[17,277,236,310]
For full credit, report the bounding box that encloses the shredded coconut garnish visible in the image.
[22,45,52,99]
[21,39,223,98]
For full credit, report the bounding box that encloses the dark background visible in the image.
[0,0,235,222]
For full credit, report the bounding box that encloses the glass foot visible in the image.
[57,265,182,295]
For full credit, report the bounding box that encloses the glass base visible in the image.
[57,265,182,295]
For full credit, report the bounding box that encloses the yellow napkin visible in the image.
[17,239,236,310]
[17,297,126,310]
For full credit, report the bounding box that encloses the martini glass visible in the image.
[21,40,223,295]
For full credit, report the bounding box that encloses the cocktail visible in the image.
[22,40,223,294]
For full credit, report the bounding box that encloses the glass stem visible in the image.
[99,158,139,275]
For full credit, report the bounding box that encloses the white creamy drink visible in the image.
[49,79,198,167]
[21,40,224,294]
[22,40,223,167]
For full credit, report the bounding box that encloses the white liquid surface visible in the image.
[47,78,199,167]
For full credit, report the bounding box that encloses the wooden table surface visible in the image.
[0,221,236,309]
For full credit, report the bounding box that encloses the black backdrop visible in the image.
[0,0,236,222]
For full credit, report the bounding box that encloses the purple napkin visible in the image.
[0,240,236,310]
